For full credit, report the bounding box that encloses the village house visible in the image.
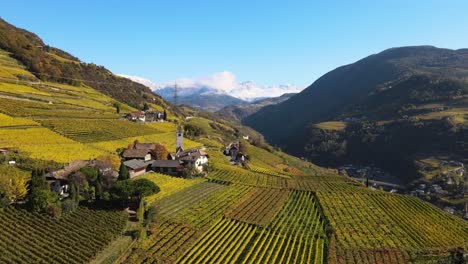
[125,111,146,122]
[122,149,152,161]
[224,141,245,163]
[152,125,209,175]
[121,125,210,177]
[145,111,165,122]
[224,142,239,159]
[174,149,209,172]
[123,159,153,178]
[122,142,161,161]
[46,174,69,197]
[152,160,184,176]
[125,110,166,123]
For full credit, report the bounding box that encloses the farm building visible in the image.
[125,110,166,123]
[125,111,146,122]
[224,142,245,162]
[152,160,184,176]
[46,175,69,197]
[122,149,152,161]
[224,142,239,158]
[175,149,209,172]
[123,159,153,178]
[145,111,166,122]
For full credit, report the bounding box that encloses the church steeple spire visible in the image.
[176,124,184,153]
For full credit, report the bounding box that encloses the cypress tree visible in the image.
[118,162,129,181]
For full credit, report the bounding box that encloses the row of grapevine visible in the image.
[123,183,254,263]
[208,164,289,189]
[0,97,118,119]
[178,218,259,264]
[125,221,200,264]
[224,188,288,226]
[247,164,291,178]
[0,206,126,264]
[318,191,468,263]
[240,191,326,264]
[38,118,161,143]
[0,113,38,127]
[289,176,376,193]
[156,182,227,218]
[0,127,108,163]
[178,190,327,264]
[139,172,205,205]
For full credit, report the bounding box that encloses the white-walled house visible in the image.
[176,149,209,172]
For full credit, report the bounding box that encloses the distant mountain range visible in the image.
[245,46,468,183]
[216,93,296,122]
[120,74,302,111]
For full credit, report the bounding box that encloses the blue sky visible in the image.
[2,0,468,89]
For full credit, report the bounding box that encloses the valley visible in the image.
[0,14,466,264]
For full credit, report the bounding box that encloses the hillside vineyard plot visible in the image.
[0,97,118,119]
[208,164,289,188]
[0,127,107,163]
[224,188,289,226]
[319,192,468,263]
[0,207,126,264]
[0,112,38,127]
[38,118,161,143]
[125,184,254,263]
[179,191,327,264]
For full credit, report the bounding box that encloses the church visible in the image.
[151,125,209,176]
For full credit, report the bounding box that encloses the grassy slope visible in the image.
[0,49,185,163]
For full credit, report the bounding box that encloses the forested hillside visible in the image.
[245,46,468,183]
[0,18,167,109]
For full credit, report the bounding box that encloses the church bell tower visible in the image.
[176,124,184,153]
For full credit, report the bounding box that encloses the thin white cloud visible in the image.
[118,71,304,100]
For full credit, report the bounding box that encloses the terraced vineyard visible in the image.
[0,127,107,163]
[179,191,326,264]
[224,188,288,226]
[0,44,466,264]
[208,163,289,188]
[125,182,254,263]
[0,96,119,119]
[0,206,126,264]
[0,113,38,127]
[88,131,202,155]
[38,118,161,143]
[319,192,468,263]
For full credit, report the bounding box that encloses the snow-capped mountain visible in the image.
[118,72,303,111]
[230,81,301,102]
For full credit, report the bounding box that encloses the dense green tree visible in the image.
[29,169,47,191]
[28,189,50,212]
[110,179,159,201]
[113,102,121,113]
[132,179,160,199]
[118,162,129,181]
[184,123,207,137]
[61,199,77,213]
[182,164,198,179]
[79,166,98,182]
[110,180,133,201]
